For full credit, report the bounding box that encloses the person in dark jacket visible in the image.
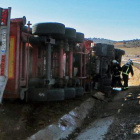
[122,59,134,90]
[111,60,122,88]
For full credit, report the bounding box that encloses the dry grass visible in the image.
[116,47,140,56]
[129,66,140,86]
[114,42,123,45]
[114,41,140,48]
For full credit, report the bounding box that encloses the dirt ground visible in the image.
[104,86,140,140]
[73,86,140,140]
[118,47,140,56]
[0,92,93,140]
[61,65,140,140]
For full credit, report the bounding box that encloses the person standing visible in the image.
[111,60,122,88]
[122,59,134,90]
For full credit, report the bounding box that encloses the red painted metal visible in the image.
[26,21,32,84]
[83,40,93,77]
[73,40,93,88]
[69,51,73,78]
[10,18,25,24]
[59,46,63,78]
[3,93,19,98]
[1,9,8,26]
[15,23,20,93]
[83,52,86,77]
[19,41,23,80]
[83,39,93,53]
[5,17,28,97]
[1,55,6,75]
[5,22,17,94]
[80,54,82,77]
[74,52,84,54]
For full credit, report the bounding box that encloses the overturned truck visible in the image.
[90,44,125,96]
[0,7,125,103]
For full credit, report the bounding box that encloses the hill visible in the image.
[114,39,140,48]
[87,38,140,48]
[87,38,116,44]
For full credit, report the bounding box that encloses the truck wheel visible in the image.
[28,78,44,88]
[64,27,76,40]
[32,22,65,36]
[28,88,65,101]
[94,44,114,57]
[107,51,114,58]
[94,44,104,56]
[75,32,84,43]
[101,58,108,74]
[115,49,124,56]
[64,88,76,99]
[47,89,65,101]
[107,45,114,51]
[75,87,84,97]
[120,50,125,55]
[29,36,43,44]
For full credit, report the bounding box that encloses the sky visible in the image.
[1,0,140,41]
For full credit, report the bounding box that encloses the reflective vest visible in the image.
[122,64,130,75]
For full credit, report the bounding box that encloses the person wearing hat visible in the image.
[111,60,122,88]
[122,59,134,90]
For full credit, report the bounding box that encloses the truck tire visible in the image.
[32,22,65,36]
[64,27,76,40]
[75,87,84,97]
[64,88,76,99]
[47,89,64,101]
[107,45,114,50]
[28,88,64,101]
[28,78,44,88]
[95,58,100,74]
[75,32,84,43]
[120,50,125,55]
[94,43,114,57]
[115,49,125,56]
[29,36,44,44]
[107,45,114,57]
[106,51,114,58]
[100,58,108,74]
